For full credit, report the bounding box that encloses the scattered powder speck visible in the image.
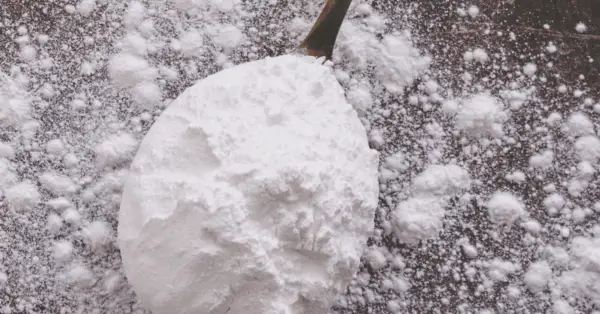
[94,133,138,169]
[392,164,470,245]
[575,22,587,33]
[455,93,506,138]
[0,72,31,127]
[5,181,41,212]
[523,62,538,76]
[467,5,480,18]
[486,191,526,225]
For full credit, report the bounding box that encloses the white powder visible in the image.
[486,191,525,225]
[47,213,64,233]
[367,249,388,270]
[523,260,552,292]
[575,22,587,33]
[374,35,430,94]
[487,258,519,282]
[123,1,145,29]
[392,197,445,245]
[530,150,554,169]
[5,180,40,212]
[130,81,162,109]
[543,193,566,212]
[566,112,594,136]
[94,132,138,169]
[558,237,600,307]
[0,72,31,127]
[179,29,205,57]
[392,164,470,245]
[554,299,575,314]
[65,264,94,288]
[83,220,113,253]
[46,138,66,156]
[212,24,245,53]
[52,240,74,262]
[547,112,562,125]
[38,171,79,195]
[0,159,17,194]
[0,142,14,159]
[76,0,96,16]
[120,32,148,56]
[46,197,72,211]
[472,48,489,63]
[108,52,157,88]
[506,170,526,182]
[118,55,379,314]
[62,208,81,225]
[523,63,537,76]
[455,94,506,138]
[467,5,480,18]
[575,135,600,162]
[411,164,471,196]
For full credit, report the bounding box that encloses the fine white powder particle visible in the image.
[411,164,471,196]
[65,263,94,288]
[543,193,566,213]
[76,0,96,16]
[487,258,520,282]
[523,63,537,76]
[0,159,17,193]
[94,132,138,169]
[83,221,113,253]
[5,181,41,212]
[523,260,552,292]
[107,52,157,88]
[506,170,526,182]
[0,72,31,127]
[467,5,479,18]
[52,240,74,262]
[557,237,600,307]
[123,1,145,29]
[180,29,204,57]
[575,135,600,162]
[46,197,72,211]
[486,191,526,225]
[367,249,388,270]
[392,197,445,245]
[38,171,79,195]
[0,142,14,159]
[472,48,489,63]
[566,112,594,136]
[456,94,506,138]
[46,138,66,156]
[130,81,162,109]
[63,208,81,225]
[213,24,245,53]
[392,164,470,245]
[575,22,587,33]
[372,34,430,94]
[118,55,379,314]
[530,150,554,169]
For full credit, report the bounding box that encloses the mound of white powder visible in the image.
[118,54,380,314]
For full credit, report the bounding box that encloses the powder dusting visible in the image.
[118,55,380,314]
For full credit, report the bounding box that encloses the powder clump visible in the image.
[118,54,380,314]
